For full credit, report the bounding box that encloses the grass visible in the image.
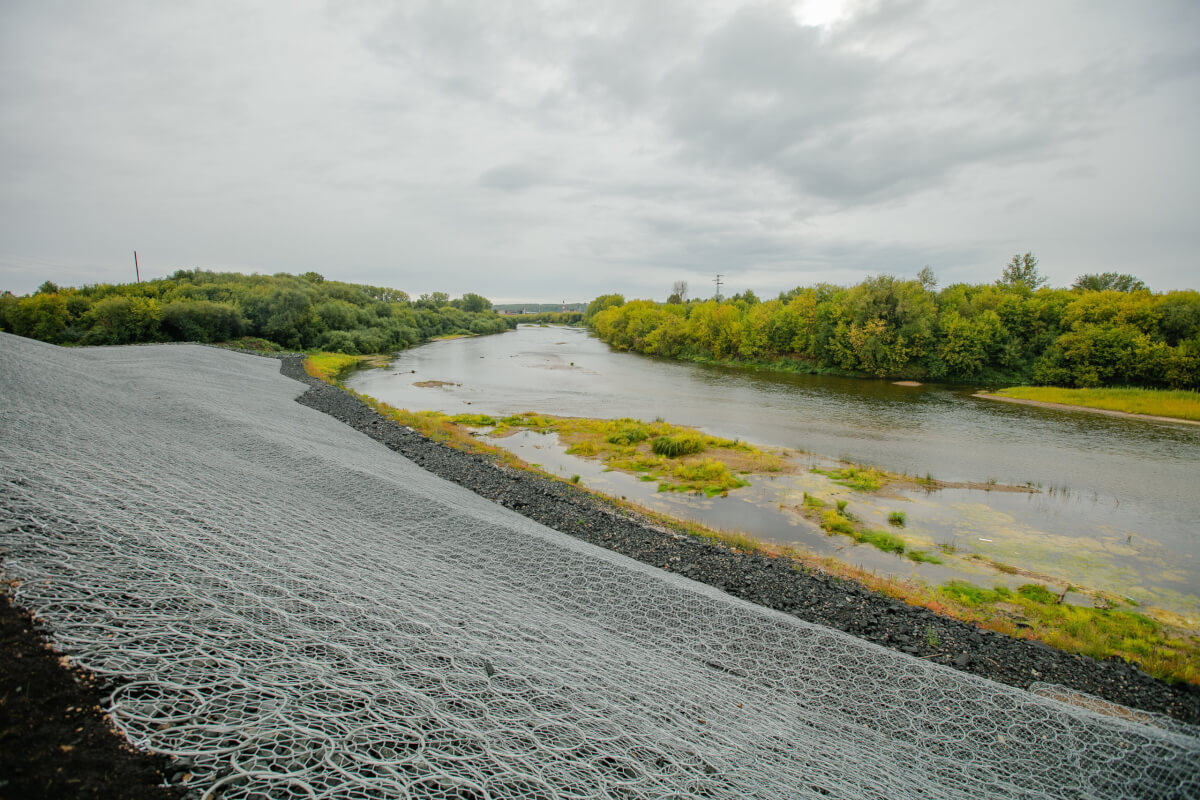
[938,580,1199,683]
[459,414,782,496]
[811,465,884,492]
[802,492,826,509]
[303,352,368,383]
[888,510,907,527]
[990,386,1200,422]
[651,434,706,457]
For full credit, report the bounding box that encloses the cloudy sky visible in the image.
[2,1,1197,302]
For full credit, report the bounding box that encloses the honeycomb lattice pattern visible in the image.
[1,334,1196,799]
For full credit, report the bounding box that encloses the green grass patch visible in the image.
[937,580,1199,683]
[606,424,650,445]
[1017,583,1060,604]
[858,529,905,555]
[888,510,907,527]
[820,510,856,536]
[811,465,884,492]
[486,414,781,496]
[906,549,942,564]
[303,352,367,383]
[651,434,706,457]
[992,386,1200,422]
[939,581,1013,606]
[450,413,498,427]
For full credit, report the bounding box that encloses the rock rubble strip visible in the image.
[282,355,1200,725]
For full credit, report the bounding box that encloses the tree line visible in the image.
[0,270,513,354]
[585,260,1200,388]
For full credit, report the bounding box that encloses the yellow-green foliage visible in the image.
[481,414,783,496]
[661,458,749,496]
[304,352,366,383]
[651,433,706,457]
[584,281,1200,388]
[802,492,827,509]
[451,413,498,427]
[938,580,1199,683]
[858,529,906,554]
[812,465,884,492]
[820,510,856,536]
[993,386,1200,421]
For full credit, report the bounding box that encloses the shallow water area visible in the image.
[348,325,1200,620]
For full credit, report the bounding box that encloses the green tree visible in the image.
[917,266,937,291]
[998,252,1048,291]
[9,293,70,342]
[81,296,162,344]
[584,293,625,322]
[1072,272,1147,292]
[456,293,491,313]
[160,300,245,342]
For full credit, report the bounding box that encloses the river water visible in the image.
[348,325,1200,618]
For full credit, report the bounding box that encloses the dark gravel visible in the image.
[282,356,1200,725]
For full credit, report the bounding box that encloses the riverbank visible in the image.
[286,356,1200,721]
[976,387,1200,424]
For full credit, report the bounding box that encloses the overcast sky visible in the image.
[2,1,1197,303]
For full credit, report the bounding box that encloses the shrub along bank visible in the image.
[0,270,513,354]
[585,265,1200,389]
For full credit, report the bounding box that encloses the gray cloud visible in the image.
[1,0,1197,301]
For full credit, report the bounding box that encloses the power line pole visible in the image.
[134,250,140,283]
[713,273,723,301]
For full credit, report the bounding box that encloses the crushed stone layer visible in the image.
[284,357,1200,726]
[1,334,1198,800]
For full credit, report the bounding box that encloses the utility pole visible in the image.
[713,273,723,301]
[134,250,140,283]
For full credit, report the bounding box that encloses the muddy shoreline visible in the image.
[283,357,1200,724]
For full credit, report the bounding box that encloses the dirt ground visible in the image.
[0,585,182,800]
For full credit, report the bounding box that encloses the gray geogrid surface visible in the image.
[1,333,1197,799]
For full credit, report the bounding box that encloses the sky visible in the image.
[2,1,1197,303]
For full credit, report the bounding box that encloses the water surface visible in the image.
[349,325,1200,616]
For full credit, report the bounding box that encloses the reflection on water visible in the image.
[348,325,1200,617]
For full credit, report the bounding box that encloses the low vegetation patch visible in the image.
[811,465,884,492]
[651,433,706,457]
[990,386,1200,422]
[303,352,367,383]
[451,413,786,497]
[906,549,942,564]
[938,580,1199,683]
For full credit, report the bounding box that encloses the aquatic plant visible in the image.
[906,549,942,564]
[888,510,907,527]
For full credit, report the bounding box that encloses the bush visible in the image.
[318,330,359,354]
[161,300,244,342]
[652,434,705,457]
[606,423,650,445]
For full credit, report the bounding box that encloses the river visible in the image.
[347,325,1200,618]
